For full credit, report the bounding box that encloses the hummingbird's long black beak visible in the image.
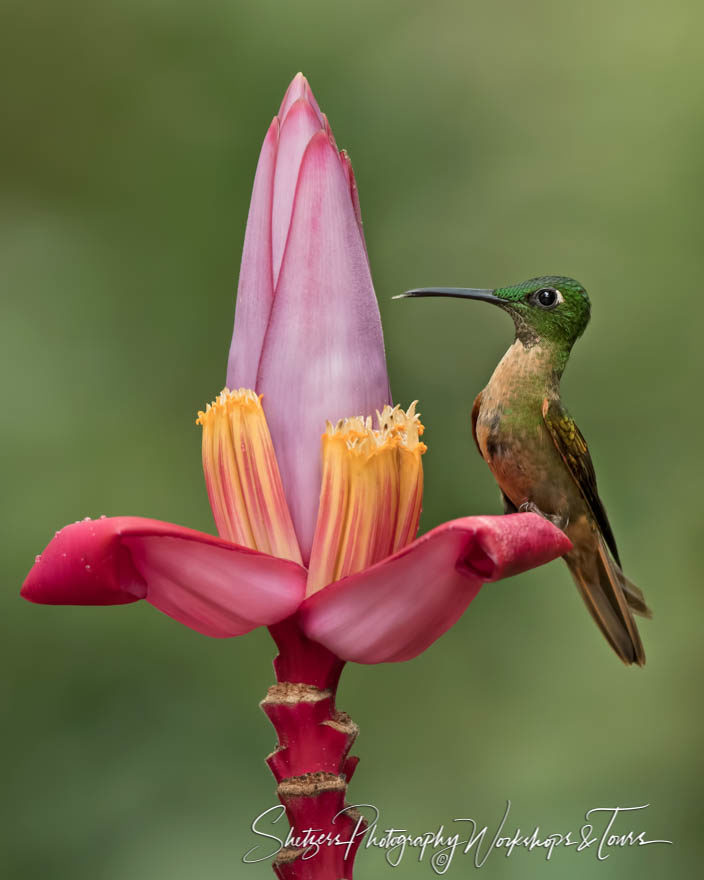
[393,287,505,305]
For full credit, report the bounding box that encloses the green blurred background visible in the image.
[2,0,702,877]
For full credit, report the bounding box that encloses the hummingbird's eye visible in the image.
[532,287,562,309]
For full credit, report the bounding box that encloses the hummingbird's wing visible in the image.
[543,399,648,664]
[543,399,649,664]
[541,398,621,566]
[472,391,517,514]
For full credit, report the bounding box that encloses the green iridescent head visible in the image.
[399,275,591,348]
[491,276,591,346]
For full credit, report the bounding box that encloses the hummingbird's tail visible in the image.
[620,573,652,619]
[565,534,649,666]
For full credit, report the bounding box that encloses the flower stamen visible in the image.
[306,403,426,595]
[197,389,302,563]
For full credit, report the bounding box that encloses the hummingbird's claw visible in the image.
[519,501,569,531]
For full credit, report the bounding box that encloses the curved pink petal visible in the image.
[322,112,338,151]
[227,117,278,390]
[257,131,391,563]
[271,98,324,287]
[299,513,572,663]
[278,72,323,126]
[22,517,307,638]
[339,149,365,254]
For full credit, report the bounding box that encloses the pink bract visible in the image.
[228,74,390,560]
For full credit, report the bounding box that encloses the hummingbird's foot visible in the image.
[518,501,569,531]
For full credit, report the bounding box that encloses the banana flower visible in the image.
[21,74,569,665]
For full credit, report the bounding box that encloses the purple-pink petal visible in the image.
[22,517,308,638]
[339,150,365,254]
[278,72,324,126]
[271,98,324,287]
[299,514,572,663]
[257,131,391,563]
[227,117,278,391]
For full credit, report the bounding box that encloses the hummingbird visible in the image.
[396,276,651,665]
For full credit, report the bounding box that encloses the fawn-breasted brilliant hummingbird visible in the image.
[396,276,651,665]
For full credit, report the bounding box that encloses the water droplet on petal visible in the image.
[99,514,107,520]
[85,564,91,572]
[83,516,91,522]
[34,554,41,563]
